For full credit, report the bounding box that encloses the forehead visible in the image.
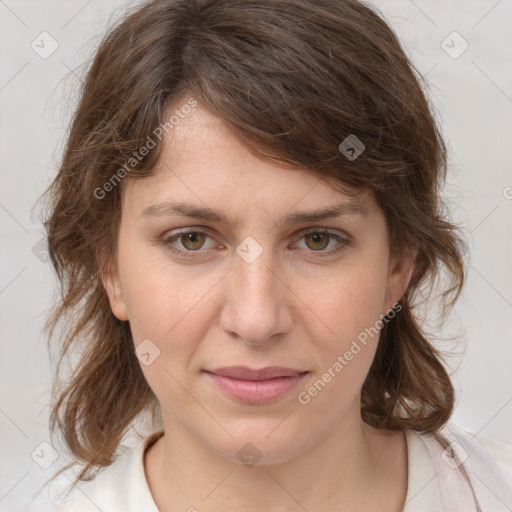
[121,104,381,224]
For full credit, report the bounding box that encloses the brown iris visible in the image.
[304,232,330,251]
[181,232,207,250]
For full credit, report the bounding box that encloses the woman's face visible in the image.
[104,103,413,464]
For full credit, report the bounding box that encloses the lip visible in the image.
[204,366,309,405]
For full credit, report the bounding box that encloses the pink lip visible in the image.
[204,366,309,405]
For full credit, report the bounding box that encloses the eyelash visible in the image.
[158,227,352,259]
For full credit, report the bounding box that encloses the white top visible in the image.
[26,422,512,511]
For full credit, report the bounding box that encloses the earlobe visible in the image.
[101,268,129,321]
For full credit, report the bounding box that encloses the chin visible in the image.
[207,418,316,467]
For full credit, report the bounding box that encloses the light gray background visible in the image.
[1,0,511,510]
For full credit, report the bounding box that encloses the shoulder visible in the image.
[406,422,512,473]
[25,470,83,512]
[412,421,512,510]
[436,422,512,482]
[25,465,125,512]
[466,428,512,482]
[25,429,163,512]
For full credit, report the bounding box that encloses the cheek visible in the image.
[116,237,201,345]
[118,254,214,402]
[314,265,388,343]
[123,277,212,355]
[300,265,388,396]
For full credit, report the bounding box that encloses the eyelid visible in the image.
[295,226,351,242]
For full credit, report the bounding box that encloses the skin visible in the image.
[103,102,415,511]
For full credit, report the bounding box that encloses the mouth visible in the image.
[203,366,309,405]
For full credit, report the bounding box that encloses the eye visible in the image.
[159,228,218,256]
[158,227,351,258]
[292,228,351,257]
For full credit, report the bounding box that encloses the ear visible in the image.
[383,239,417,314]
[101,264,129,321]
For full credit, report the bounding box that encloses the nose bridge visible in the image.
[220,238,292,344]
[239,246,277,299]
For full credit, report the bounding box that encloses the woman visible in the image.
[27,0,512,510]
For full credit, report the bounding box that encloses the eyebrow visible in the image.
[139,198,369,226]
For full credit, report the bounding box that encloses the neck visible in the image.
[144,409,407,512]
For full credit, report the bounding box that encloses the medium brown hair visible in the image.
[40,0,466,483]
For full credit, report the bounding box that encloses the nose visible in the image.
[219,246,294,346]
